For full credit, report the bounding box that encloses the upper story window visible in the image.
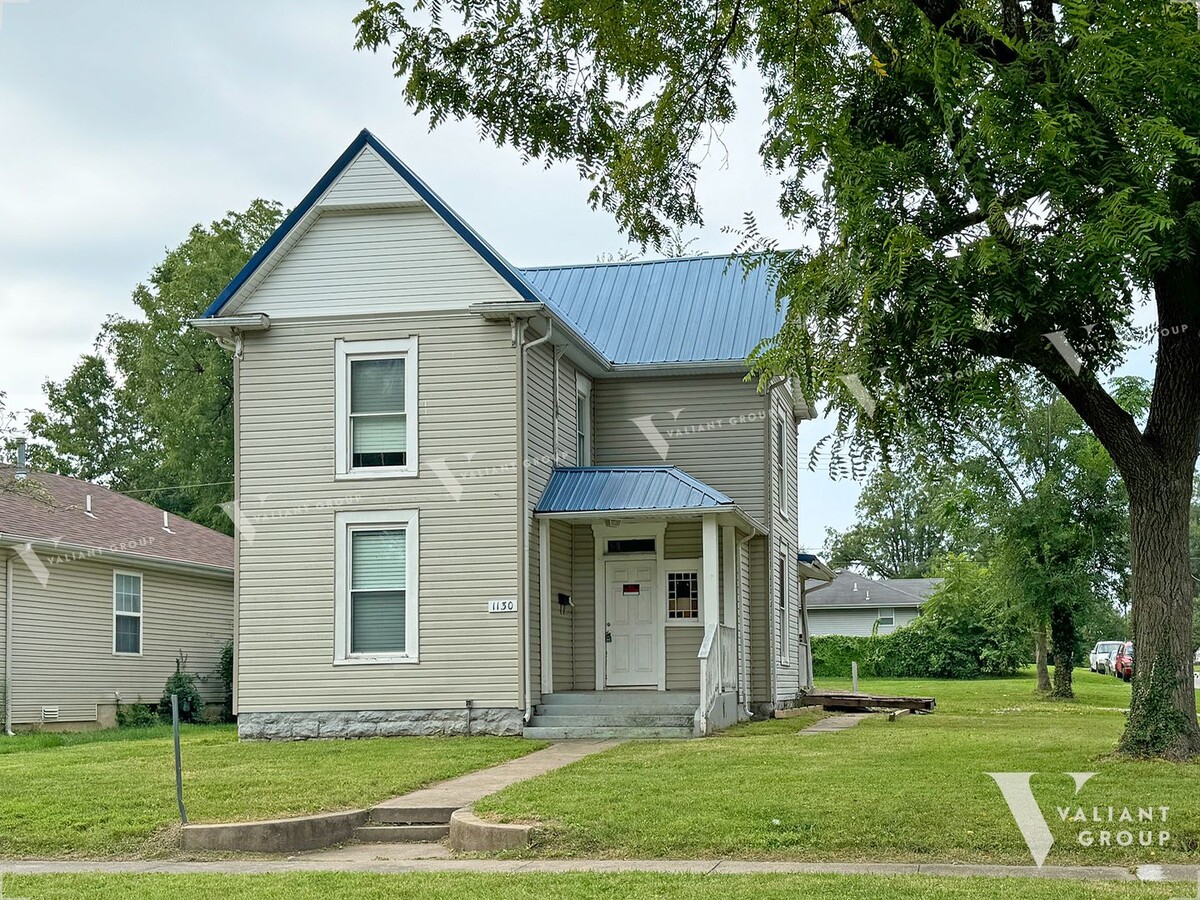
[775,416,788,520]
[113,571,142,655]
[575,373,592,465]
[335,338,418,478]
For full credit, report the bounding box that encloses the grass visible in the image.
[477,670,1200,866]
[1,873,1190,899]
[0,724,543,858]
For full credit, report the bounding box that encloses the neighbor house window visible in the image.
[775,416,788,520]
[877,607,895,628]
[575,374,592,465]
[778,553,791,665]
[113,572,142,655]
[334,509,419,663]
[667,570,700,621]
[335,338,418,477]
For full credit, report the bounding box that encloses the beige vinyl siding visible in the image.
[6,555,231,725]
[808,606,921,638]
[235,312,520,713]
[571,524,595,689]
[320,147,419,207]
[592,375,767,521]
[768,384,801,703]
[549,520,574,692]
[738,539,751,704]
[748,536,770,703]
[235,208,519,319]
[775,546,802,700]
[665,627,701,690]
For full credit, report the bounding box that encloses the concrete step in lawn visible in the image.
[353,823,450,843]
[369,806,457,825]
[523,724,694,739]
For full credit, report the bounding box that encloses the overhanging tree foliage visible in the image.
[355,0,1200,757]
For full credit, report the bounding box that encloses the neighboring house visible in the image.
[0,454,234,731]
[194,129,831,740]
[806,571,941,638]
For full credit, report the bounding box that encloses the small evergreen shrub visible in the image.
[159,654,205,723]
[218,640,234,721]
[116,702,159,728]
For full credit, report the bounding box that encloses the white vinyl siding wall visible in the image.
[235,312,520,713]
[5,556,231,725]
[808,606,921,638]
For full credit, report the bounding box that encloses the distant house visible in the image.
[0,453,234,731]
[806,572,940,638]
[192,128,835,740]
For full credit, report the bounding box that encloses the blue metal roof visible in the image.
[536,466,734,514]
[521,257,786,366]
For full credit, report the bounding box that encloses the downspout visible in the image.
[737,532,755,719]
[5,552,14,735]
[517,318,554,725]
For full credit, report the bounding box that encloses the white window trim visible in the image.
[776,416,789,521]
[334,509,419,665]
[575,372,592,466]
[778,552,791,666]
[112,569,143,657]
[664,557,703,627]
[334,337,419,480]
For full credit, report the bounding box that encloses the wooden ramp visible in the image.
[798,691,936,713]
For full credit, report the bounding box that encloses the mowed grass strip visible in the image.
[477,671,1200,865]
[3,872,1190,900]
[0,725,543,857]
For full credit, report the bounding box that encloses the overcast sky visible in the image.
[0,0,1155,551]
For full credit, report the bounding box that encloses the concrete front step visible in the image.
[534,704,696,718]
[530,714,694,729]
[523,725,694,740]
[354,823,450,843]
[542,691,700,707]
[369,805,457,825]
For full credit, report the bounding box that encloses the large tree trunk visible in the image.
[1118,472,1200,758]
[1035,624,1051,693]
[1049,604,1075,699]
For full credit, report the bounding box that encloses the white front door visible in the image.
[605,559,660,687]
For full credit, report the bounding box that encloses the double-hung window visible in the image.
[778,553,791,665]
[575,374,592,465]
[335,338,418,477]
[877,607,895,628]
[113,571,142,655]
[334,509,419,663]
[775,416,788,520]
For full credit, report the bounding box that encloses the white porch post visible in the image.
[721,526,736,626]
[539,517,552,697]
[800,579,813,690]
[702,515,720,627]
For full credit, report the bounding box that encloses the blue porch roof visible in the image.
[535,466,734,515]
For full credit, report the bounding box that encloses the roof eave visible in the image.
[0,533,234,581]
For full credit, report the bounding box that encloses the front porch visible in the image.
[532,466,758,738]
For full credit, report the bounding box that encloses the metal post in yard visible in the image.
[171,693,188,825]
[852,661,859,694]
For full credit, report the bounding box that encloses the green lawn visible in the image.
[0,725,542,858]
[2,873,1189,900]
[478,671,1200,866]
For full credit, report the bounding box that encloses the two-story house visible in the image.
[194,129,827,740]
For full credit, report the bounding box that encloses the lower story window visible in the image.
[335,510,419,663]
[667,571,699,620]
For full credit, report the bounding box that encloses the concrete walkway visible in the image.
[3,856,1195,883]
[796,714,873,735]
[374,739,618,813]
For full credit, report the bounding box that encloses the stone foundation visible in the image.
[237,707,525,740]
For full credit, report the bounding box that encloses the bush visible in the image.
[811,557,1029,680]
[116,703,158,728]
[159,654,205,723]
[218,640,234,722]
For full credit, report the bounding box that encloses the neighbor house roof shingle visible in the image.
[807,571,941,609]
[0,467,233,573]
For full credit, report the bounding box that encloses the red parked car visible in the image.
[1114,642,1134,682]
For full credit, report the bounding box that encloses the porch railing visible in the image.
[697,623,738,735]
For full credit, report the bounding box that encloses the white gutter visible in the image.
[516,317,554,725]
[5,552,13,735]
